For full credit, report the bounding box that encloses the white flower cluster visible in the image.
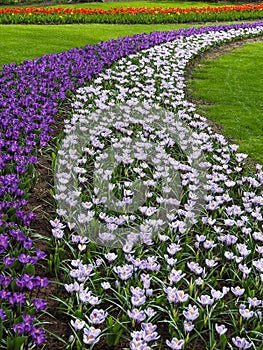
[52,24,263,349]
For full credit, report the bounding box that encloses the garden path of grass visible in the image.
[189,38,263,165]
[0,23,208,65]
[50,1,223,9]
[0,1,225,9]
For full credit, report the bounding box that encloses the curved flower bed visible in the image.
[1,3,263,24]
[52,23,263,349]
[1,22,263,349]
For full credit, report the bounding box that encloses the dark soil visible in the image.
[25,37,263,349]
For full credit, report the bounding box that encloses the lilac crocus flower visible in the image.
[197,294,214,306]
[184,320,194,332]
[128,309,146,323]
[131,294,146,307]
[71,318,86,331]
[183,304,199,321]
[239,308,254,319]
[114,264,133,280]
[83,327,101,345]
[247,297,261,307]
[141,323,159,342]
[215,323,228,336]
[169,269,186,283]
[166,337,185,349]
[232,336,252,349]
[231,286,245,296]
[88,309,108,324]
[253,258,263,273]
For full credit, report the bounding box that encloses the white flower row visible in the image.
[53,24,263,349]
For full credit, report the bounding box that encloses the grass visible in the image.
[189,40,263,164]
[0,1,226,9]
[0,23,204,65]
[0,21,244,66]
[49,1,224,9]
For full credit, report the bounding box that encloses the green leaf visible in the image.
[24,263,35,276]
[220,334,227,350]
[0,319,3,341]
[7,336,27,350]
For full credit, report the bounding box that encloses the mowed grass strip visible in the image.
[0,23,203,65]
[189,39,263,164]
[0,21,244,66]
[51,1,224,9]
[0,1,225,9]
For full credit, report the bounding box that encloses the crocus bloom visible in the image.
[184,320,194,332]
[71,318,86,331]
[239,308,254,319]
[183,304,199,321]
[88,309,108,324]
[83,327,101,345]
[0,308,6,320]
[128,309,146,323]
[166,337,185,349]
[232,336,252,349]
[215,323,228,336]
[197,294,214,306]
[231,286,245,296]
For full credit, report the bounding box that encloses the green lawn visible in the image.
[0,23,200,65]
[0,1,226,9]
[189,40,263,164]
[0,21,242,66]
[49,1,224,9]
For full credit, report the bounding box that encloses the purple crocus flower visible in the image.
[30,327,46,345]
[0,290,11,300]
[2,256,15,268]
[32,298,48,312]
[232,337,252,349]
[35,276,49,288]
[9,292,26,305]
[13,323,26,335]
[0,308,6,320]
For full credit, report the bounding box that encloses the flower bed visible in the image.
[0,3,263,24]
[1,22,263,349]
[51,23,263,349]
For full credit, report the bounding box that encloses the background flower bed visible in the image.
[1,3,263,24]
